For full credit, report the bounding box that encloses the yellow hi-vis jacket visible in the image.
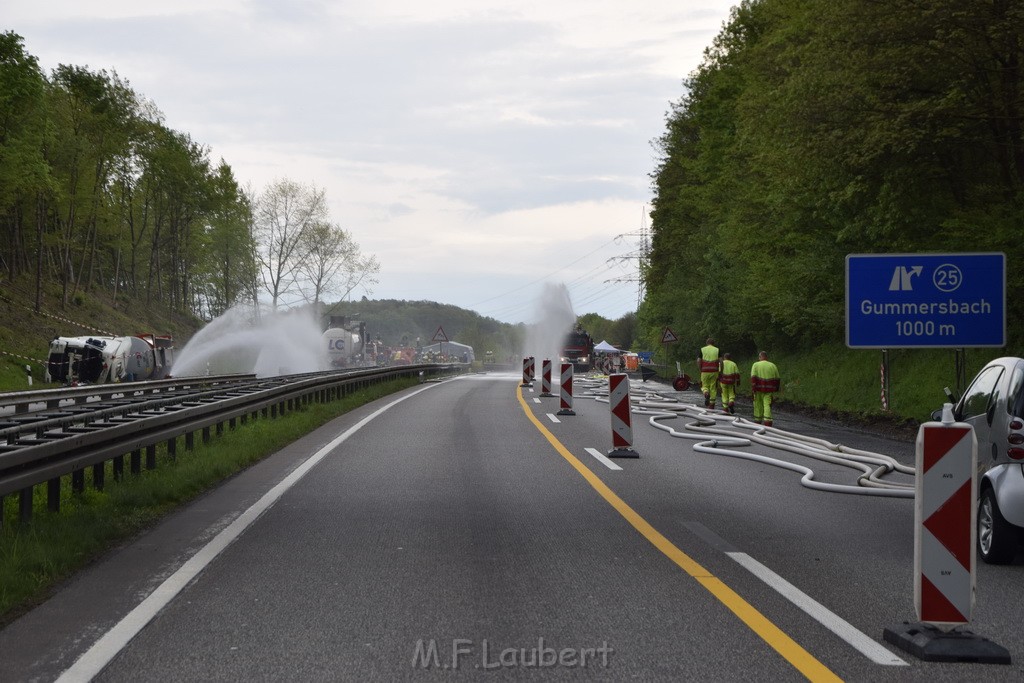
[699,344,720,373]
[719,359,740,385]
[750,360,780,393]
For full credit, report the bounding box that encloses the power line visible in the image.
[471,218,648,322]
[466,236,622,309]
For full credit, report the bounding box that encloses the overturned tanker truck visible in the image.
[46,333,175,384]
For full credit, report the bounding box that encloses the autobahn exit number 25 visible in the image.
[846,253,1005,349]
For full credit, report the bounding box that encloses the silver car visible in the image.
[941,357,1024,564]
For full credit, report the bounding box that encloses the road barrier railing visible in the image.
[0,374,256,415]
[0,364,461,528]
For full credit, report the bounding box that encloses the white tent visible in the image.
[593,340,620,353]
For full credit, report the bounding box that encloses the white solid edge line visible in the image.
[584,447,623,471]
[726,551,907,666]
[56,382,442,683]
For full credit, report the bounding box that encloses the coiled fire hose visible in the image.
[574,378,915,499]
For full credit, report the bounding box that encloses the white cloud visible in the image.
[7,0,737,323]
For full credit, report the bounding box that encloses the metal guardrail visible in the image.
[0,374,257,415]
[0,364,462,528]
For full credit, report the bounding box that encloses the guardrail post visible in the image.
[19,487,33,526]
[72,469,84,493]
[146,445,156,470]
[113,455,124,481]
[47,478,60,512]
[131,449,141,475]
[167,436,177,460]
[202,426,211,444]
[185,431,194,451]
[93,463,105,491]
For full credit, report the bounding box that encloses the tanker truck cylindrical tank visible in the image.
[323,327,360,367]
[125,336,157,380]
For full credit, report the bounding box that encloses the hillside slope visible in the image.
[0,277,202,391]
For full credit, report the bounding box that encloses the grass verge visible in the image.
[728,343,1010,427]
[0,376,420,626]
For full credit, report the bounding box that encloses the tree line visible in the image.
[0,32,377,321]
[641,0,1023,360]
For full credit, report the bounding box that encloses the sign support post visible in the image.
[846,252,1005,410]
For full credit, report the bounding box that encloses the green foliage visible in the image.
[0,275,205,392]
[0,32,256,319]
[733,344,1008,424]
[577,311,637,350]
[327,298,527,359]
[643,0,1024,385]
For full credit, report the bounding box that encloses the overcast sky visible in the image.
[7,0,737,325]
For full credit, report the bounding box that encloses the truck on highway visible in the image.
[46,333,175,384]
[560,325,595,371]
[322,316,371,367]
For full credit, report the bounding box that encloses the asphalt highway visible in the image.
[2,371,1022,681]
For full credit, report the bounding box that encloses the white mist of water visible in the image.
[172,304,329,378]
[524,282,577,364]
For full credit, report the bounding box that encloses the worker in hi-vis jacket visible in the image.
[718,353,740,414]
[750,350,781,426]
[697,337,721,409]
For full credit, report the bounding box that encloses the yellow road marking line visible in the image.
[516,386,842,683]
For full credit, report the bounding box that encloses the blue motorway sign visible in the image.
[846,253,1005,348]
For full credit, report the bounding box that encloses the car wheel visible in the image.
[978,487,1019,564]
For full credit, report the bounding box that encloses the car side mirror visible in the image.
[930,409,943,421]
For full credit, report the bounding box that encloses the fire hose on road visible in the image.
[575,378,916,499]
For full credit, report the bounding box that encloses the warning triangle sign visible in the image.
[661,327,678,344]
[432,326,448,342]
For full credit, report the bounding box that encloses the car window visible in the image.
[1009,365,1024,419]
[959,365,1004,420]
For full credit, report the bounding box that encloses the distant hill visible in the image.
[0,279,626,390]
[0,284,532,390]
[320,298,524,361]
